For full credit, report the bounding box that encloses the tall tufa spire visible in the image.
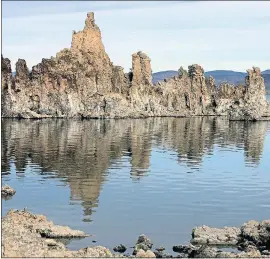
[84,12,99,31]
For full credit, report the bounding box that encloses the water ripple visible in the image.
[1,117,270,252]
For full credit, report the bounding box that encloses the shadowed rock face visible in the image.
[1,12,269,120]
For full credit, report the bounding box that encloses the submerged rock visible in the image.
[1,185,16,197]
[173,244,198,255]
[155,246,165,252]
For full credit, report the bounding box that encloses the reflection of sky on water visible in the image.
[2,117,270,253]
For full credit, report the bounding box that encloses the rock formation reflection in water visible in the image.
[1,118,270,251]
[1,118,269,217]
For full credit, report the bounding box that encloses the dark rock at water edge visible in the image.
[113,244,127,253]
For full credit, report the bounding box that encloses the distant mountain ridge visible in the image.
[152,69,270,92]
[262,69,270,74]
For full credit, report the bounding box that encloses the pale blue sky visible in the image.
[2,1,270,72]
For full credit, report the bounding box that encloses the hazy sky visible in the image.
[2,1,270,73]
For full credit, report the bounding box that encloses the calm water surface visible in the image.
[1,117,270,253]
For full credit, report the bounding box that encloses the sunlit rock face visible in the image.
[1,12,269,120]
[132,51,152,86]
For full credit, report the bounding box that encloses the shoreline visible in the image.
[1,114,270,121]
[1,205,269,258]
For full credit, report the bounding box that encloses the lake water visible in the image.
[2,117,270,254]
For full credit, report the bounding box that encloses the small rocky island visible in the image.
[1,12,270,120]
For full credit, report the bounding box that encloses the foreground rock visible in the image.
[239,220,270,252]
[173,243,263,258]
[136,249,156,258]
[181,219,270,258]
[1,209,112,257]
[2,209,269,258]
[191,245,261,258]
[5,209,88,238]
[1,185,16,197]
[191,225,241,245]
[191,220,270,250]
[1,12,269,121]
[133,234,154,255]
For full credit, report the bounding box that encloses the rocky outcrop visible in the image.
[186,220,270,258]
[2,210,270,258]
[135,249,156,258]
[1,12,269,120]
[191,225,241,245]
[132,51,152,86]
[1,209,112,258]
[1,185,16,198]
[5,209,89,238]
[239,220,270,251]
[225,67,269,121]
[1,56,12,89]
[133,234,153,255]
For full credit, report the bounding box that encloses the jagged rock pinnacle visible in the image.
[71,12,105,54]
[132,51,152,86]
[1,12,269,121]
[84,12,99,31]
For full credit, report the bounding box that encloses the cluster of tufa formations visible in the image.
[1,12,270,120]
